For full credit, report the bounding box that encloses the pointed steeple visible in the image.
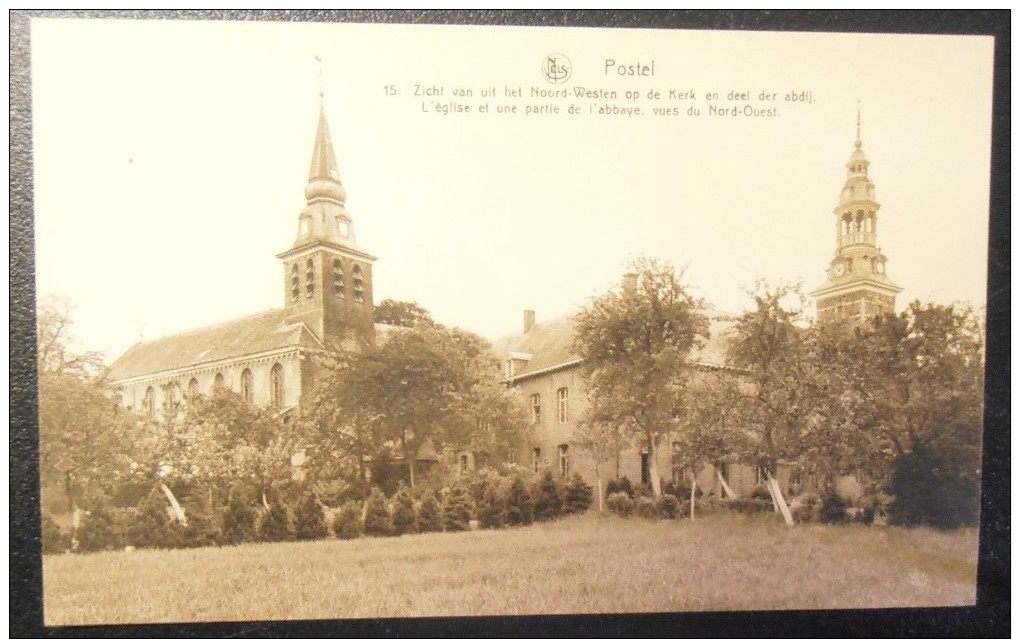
[304,103,346,205]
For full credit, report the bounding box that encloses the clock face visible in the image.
[834,263,847,277]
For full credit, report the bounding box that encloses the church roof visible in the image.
[107,308,321,382]
[490,309,736,381]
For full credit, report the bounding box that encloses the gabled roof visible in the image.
[107,308,321,382]
[490,308,736,381]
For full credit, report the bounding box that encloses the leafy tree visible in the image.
[220,488,257,545]
[573,257,710,497]
[672,373,751,517]
[313,324,526,488]
[572,407,623,511]
[257,490,294,542]
[331,502,365,540]
[37,299,137,529]
[820,302,985,527]
[374,299,437,328]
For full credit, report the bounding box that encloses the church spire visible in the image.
[304,103,346,205]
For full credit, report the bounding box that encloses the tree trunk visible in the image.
[160,483,188,526]
[64,472,78,529]
[408,458,416,489]
[648,437,662,497]
[595,467,604,512]
[716,468,737,499]
[765,478,780,512]
[690,476,697,520]
[766,471,794,527]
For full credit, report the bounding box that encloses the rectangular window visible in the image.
[532,446,541,472]
[507,449,516,465]
[531,393,541,424]
[557,387,569,423]
[641,452,650,485]
[558,444,569,478]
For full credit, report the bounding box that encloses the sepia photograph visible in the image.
[13,11,1007,636]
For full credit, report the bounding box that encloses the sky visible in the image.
[30,19,994,364]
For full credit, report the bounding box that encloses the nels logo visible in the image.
[541,54,571,84]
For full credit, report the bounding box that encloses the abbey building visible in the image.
[108,106,377,418]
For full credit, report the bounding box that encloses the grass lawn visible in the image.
[42,512,978,626]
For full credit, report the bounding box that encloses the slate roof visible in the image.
[490,308,736,381]
[107,308,321,382]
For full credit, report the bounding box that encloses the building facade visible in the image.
[108,105,376,419]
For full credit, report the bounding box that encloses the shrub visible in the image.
[659,495,680,519]
[415,491,444,533]
[257,491,295,542]
[789,493,821,524]
[606,492,635,517]
[504,475,533,526]
[635,496,659,519]
[128,489,175,548]
[563,473,594,514]
[75,500,123,553]
[890,448,981,529]
[750,485,772,501]
[608,476,635,498]
[363,487,394,537]
[442,483,475,532]
[633,482,654,499]
[220,490,257,545]
[532,470,563,522]
[725,498,774,515]
[331,502,364,540]
[293,492,328,541]
[390,488,418,535]
[41,513,71,554]
[476,480,507,529]
[819,493,849,524]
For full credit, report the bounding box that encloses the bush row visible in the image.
[49,470,595,554]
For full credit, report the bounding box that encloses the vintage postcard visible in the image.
[24,14,1000,633]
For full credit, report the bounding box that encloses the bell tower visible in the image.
[277,103,376,346]
[811,107,902,322]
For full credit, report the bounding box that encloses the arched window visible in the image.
[187,377,200,400]
[213,372,226,391]
[163,381,181,412]
[332,259,345,298]
[352,264,364,303]
[290,264,300,303]
[270,363,284,407]
[305,258,315,299]
[241,368,253,404]
[143,386,155,418]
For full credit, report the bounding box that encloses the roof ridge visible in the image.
[130,307,290,347]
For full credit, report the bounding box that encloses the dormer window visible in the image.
[299,217,310,235]
[337,219,349,237]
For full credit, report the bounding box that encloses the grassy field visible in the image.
[42,512,978,626]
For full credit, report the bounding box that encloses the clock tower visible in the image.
[811,109,902,322]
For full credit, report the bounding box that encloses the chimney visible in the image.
[622,273,638,293]
[523,309,536,333]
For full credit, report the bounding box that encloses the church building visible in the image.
[108,105,377,419]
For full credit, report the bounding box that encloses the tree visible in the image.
[312,324,526,489]
[672,372,751,518]
[820,302,985,526]
[37,299,137,529]
[374,299,437,328]
[573,257,710,497]
[725,282,822,524]
[570,414,617,511]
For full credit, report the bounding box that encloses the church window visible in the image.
[164,381,181,410]
[558,444,569,477]
[532,446,542,472]
[530,393,541,424]
[352,264,364,303]
[213,372,225,391]
[332,259,345,298]
[241,368,253,404]
[557,387,569,423]
[143,386,155,418]
[290,265,300,303]
[305,259,315,299]
[187,377,199,400]
[270,363,284,407]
